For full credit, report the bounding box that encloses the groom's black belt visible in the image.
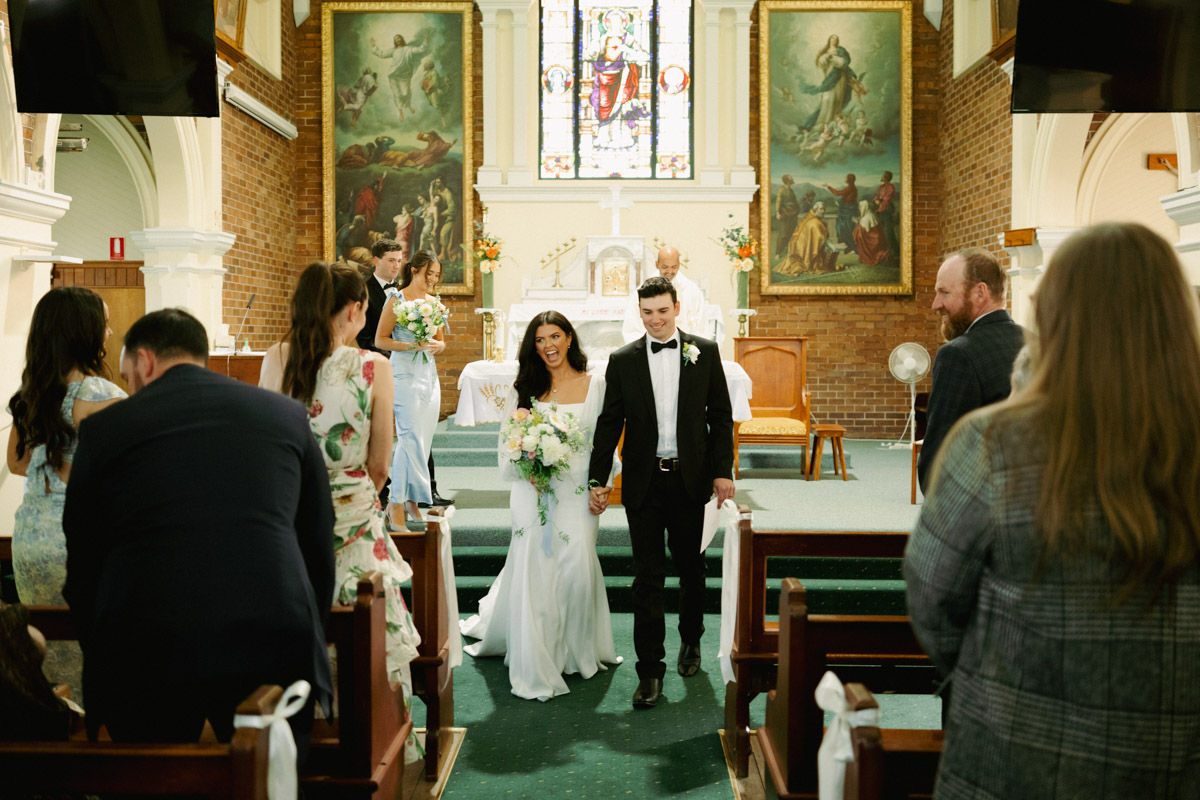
[656,457,681,472]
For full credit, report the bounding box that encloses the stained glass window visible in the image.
[540,0,693,179]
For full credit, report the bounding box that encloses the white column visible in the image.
[507,2,533,185]
[476,3,503,187]
[1002,227,1078,328]
[1162,184,1200,285]
[476,0,533,187]
[131,228,236,346]
[728,0,756,187]
[698,2,723,186]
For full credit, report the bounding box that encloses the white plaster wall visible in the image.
[1080,114,1179,243]
[52,115,145,261]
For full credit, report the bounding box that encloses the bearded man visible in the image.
[917,248,1025,492]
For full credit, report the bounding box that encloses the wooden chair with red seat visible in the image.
[733,337,810,479]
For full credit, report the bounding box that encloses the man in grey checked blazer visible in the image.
[917,248,1025,492]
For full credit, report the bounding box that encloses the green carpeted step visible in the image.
[449,574,906,617]
[450,546,902,582]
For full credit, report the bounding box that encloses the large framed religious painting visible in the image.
[323,2,474,295]
[758,1,912,296]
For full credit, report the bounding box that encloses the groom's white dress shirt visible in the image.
[646,331,681,458]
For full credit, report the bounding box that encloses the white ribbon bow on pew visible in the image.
[716,499,749,685]
[425,505,463,670]
[231,679,311,800]
[814,670,881,800]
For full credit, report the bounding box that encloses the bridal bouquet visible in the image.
[392,296,448,362]
[501,402,590,526]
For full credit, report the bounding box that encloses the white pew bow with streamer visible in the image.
[814,670,881,800]
[231,679,311,800]
[425,505,463,670]
[717,499,749,685]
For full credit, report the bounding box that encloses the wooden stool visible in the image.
[911,440,923,504]
[808,424,847,481]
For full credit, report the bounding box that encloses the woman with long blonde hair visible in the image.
[905,222,1200,798]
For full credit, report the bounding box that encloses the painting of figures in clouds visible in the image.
[760,1,911,296]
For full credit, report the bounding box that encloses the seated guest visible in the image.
[905,222,1200,797]
[62,309,335,755]
[260,262,421,696]
[6,287,125,701]
[0,603,74,741]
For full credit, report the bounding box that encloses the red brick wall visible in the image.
[293,1,483,418]
[220,1,301,348]
[749,1,945,439]
[936,3,1012,258]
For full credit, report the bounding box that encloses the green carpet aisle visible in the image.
[403,422,938,798]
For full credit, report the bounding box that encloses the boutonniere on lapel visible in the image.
[682,342,700,366]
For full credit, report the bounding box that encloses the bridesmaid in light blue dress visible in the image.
[374,249,445,530]
[6,287,126,700]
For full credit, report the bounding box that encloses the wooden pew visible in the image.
[724,511,918,778]
[392,508,455,781]
[26,571,411,800]
[842,683,942,800]
[305,571,412,799]
[0,684,279,799]
[757,578,939,799]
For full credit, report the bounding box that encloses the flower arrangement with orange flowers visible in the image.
[716,217,758,273]
[473,221,504,274]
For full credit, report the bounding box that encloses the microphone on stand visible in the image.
[228,293,257,375]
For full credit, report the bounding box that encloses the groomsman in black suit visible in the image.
[63,309,334,753]
[360,240,450,507]
[918,247,1025,491]
[357,239,403,354]
[588,277,735,709]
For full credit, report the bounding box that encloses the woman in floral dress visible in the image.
[6,287,126,701]
[260,261,420,694]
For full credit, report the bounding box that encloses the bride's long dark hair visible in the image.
[513,311,587,410]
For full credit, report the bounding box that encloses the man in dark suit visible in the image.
[360,239,450,508]
[63,309,335,754]
[588,277,735,709]
[357,239,404,354]
[917,247,1026,492]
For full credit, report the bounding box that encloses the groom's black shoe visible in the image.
[632,678,663,709]
[678,643,702,677]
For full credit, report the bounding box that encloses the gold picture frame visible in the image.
[758,0,912,296]
[322,1,475,295]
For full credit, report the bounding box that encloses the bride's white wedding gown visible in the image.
[460,375,621,700]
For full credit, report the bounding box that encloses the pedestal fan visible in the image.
[887,342,931,449]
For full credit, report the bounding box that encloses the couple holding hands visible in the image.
[461,276,734,708]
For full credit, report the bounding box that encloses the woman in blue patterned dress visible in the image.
[374,249,445,531]
[260,261,420,694]
[5,287,126,699]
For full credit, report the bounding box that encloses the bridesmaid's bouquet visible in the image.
[501,403,590,526]
[392,296,449,362]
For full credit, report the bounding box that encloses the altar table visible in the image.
[454,359,754,427]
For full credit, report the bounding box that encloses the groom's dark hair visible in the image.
[637,276,677,304]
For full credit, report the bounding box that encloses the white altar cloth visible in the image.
[454,359,754,427]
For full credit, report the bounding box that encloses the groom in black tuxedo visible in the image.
[588,276,735,709]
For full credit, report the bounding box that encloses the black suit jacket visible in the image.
[917,310,1025,491]
[358,274,389,353]
[63,364,336,719]
[588,332,734,509]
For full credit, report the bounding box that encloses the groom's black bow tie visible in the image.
[384,282,398,290]
[650,339,679,354]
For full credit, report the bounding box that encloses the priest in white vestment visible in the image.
[623,246,710,341]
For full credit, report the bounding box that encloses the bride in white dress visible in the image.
[460,312,621,700]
